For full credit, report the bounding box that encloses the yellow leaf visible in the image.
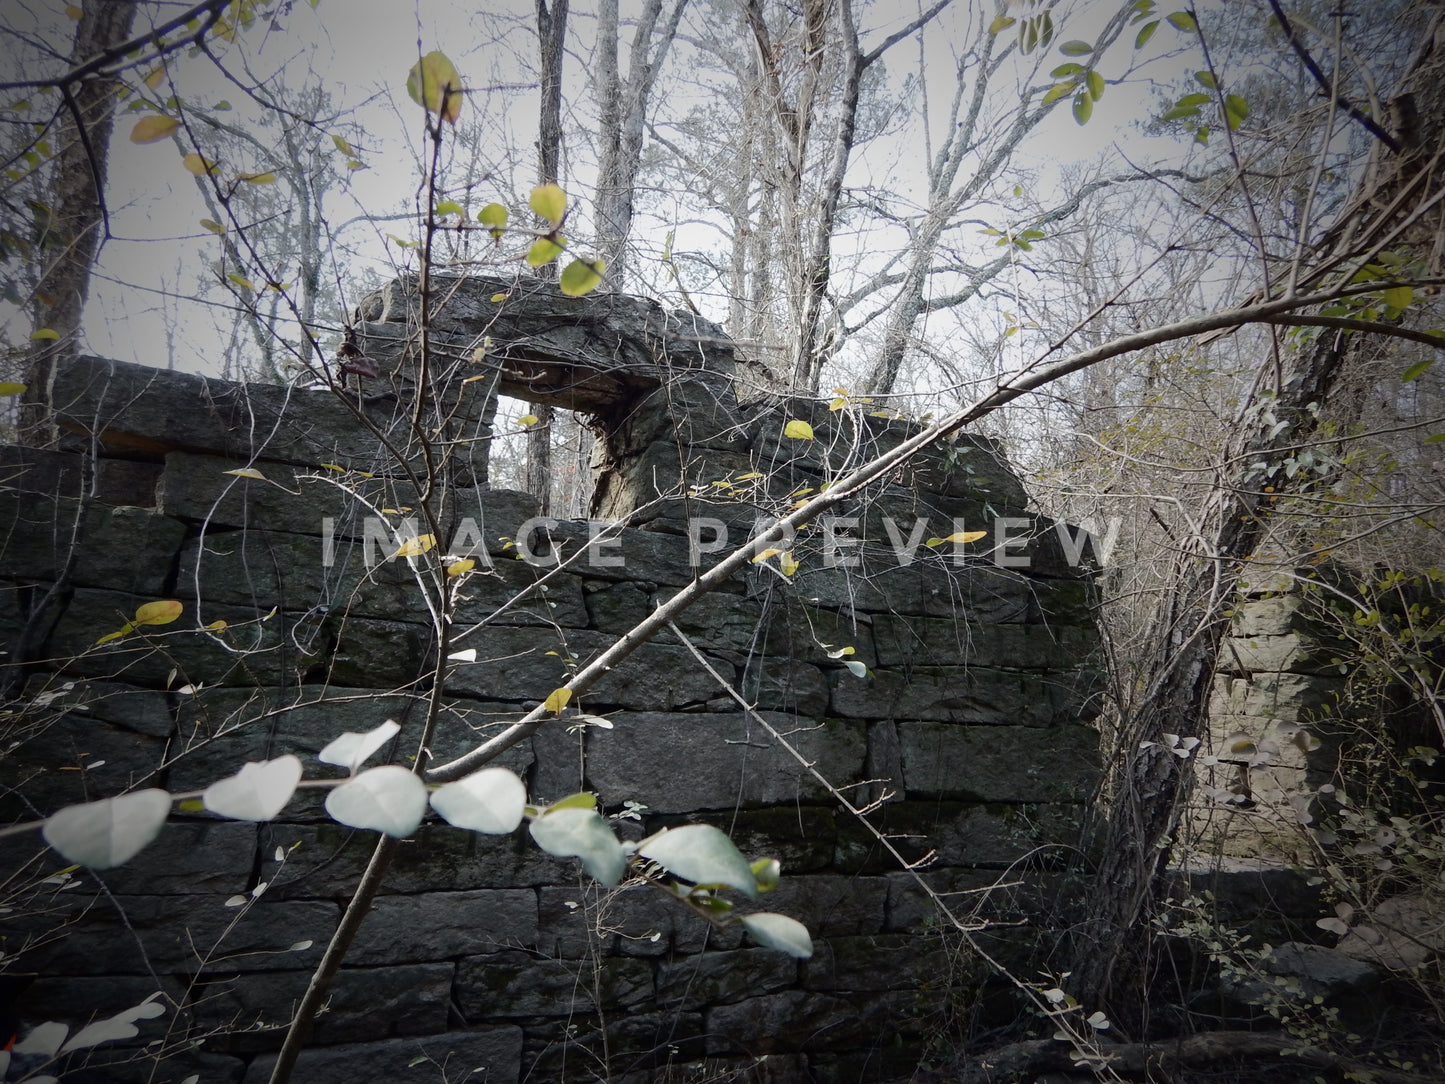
[490,292,509,302]
[544,687,573,714]
[182,152,220,176]
[129,115,178,144]
[223,467,266,480]
[0,382,26,396]
[779,552,799,576]
[207,619,228,631]
[332,133,352,156]
[226,272,254,291]
[435,200,464,217]
[95,623,135,645]
[406,50,464,124]
[783,419,814,440]
[517,414,540,427]
[30,328,60,341]
[393,534,437,558]
[559,257,606,297]
[526,237,564,267]
[199,218,226,235]
[446,558,476,577]
[926,530,987,547]
[828,397,847,411]
[237,171,277,184]
[65,5,83,20]
[529,182,567,226]
[143,64,166,90]
[752,547,783,564]
[135,600,183,626]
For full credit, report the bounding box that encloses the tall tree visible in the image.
[527,0,570,515]
[21,1,138,444]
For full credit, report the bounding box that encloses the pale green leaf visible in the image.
[1058,40,1092,55]
[1402,357,1434,383]
[42,790,173,869]
[559,257,606,297]
[430,767,527,834]
[1086,70,1105,99]
[1073,90,1094,125]
[988,15,1015,34]
[529,182,567,226]
[637,823,758,898]
[202,756,303,821]
[529,807,625,885]
[783,419,814,440]
[1167,10,1197,32]
[478,201,507,240]
[406,50,463,123]
[318,719,401,774]
[434,200,464,217]
[1042,82,1076,106]
[1135,19,1159,48]
[325,765,428,837]
[526,237,565,267]
[739,912,813,957]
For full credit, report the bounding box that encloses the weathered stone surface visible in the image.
[176,527,587,628]
[537,883,731,959]
[85,1048,246,1084]
[704,989,921,1056]
[883,867,1062,932]
[242,1027,524,1084]
[896,722,1099,802]
[0,712,166,816]
[1220,632,1324,674]
[523,1009,707,1078]
[0,443,161,507]
[801,933,950,992]
[788,553,1038,623]
[192,963,453,1050]
[871,613,1093,670]
[456,950,653,1018]
[444,625,730,711]
[15,893,336,974]
[758,875,890,937]
[835,801,1088,873]
[584,713,866,812]
[20,677,175,737]
[655,947,798,1009]
[54,355,491,472]
[0,491,186,594]
[829,665,1093,725]
[44,587,299,687]
[348,889,538,965]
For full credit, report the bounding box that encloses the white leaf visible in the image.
[636,824,758,898]
[202,755,303,821]
[42,790,171,869]
[59,994,165,1053]
[739,912,813,958]
[318,719,400,774]
[324,765,428,837]
[1086,1010,1110,1029]
[447,648,477,662]
[528,807,626,886]
[430,768,527,834]
[274,845,285,862]
[287,940,313,952]
[13,1021,68,1056]
[843,659,868,679]
[224,894,247,908]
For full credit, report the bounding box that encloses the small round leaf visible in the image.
[43,789,173,869]
[203,756,303,821]
[739,912,813,957]
[430,767,527,834]
[637,824,758,898]
[325,765,428,837]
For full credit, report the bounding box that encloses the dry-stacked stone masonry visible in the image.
[0,275,1104,1083]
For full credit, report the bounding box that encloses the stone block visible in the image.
[456,949,654,1018]
[44,587,300,688]
[0,444,161,507]
[830,666,1070,726]
[896,722,1099,802]
[522,1009,707,1079]
[703,988,920,1056]
[444,625,730,711]
[801,933,950,992]
[834,801,1087,873]
[757,875,890,937]
[584,713,866,813]
[241,1027,524,1084]
[176,528,587,628]
[14,892,336,975]
[0,491,186,594]
[347,889,538,964]
[190,963,453,1050]
[871,613,1093,670]
[53,355,488,471]
[0,712,167,817]
[654,947,798,1009]
[537,883,730,959]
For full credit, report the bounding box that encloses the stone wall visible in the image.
[0,277,1103,1084]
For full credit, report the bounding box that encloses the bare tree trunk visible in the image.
[528,0,570,516]
[21,0,138,445]
[1070,8,1445,1019]
[592,0,686,286]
